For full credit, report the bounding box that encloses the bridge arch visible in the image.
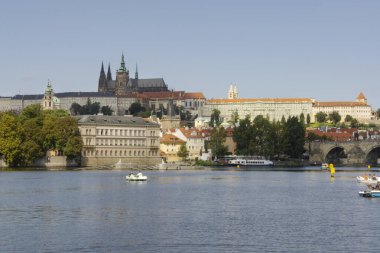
[325,146,347,165]
[365,145,380,166]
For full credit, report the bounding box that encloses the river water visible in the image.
[0,168,379,253]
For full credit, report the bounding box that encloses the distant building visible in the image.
[77,115,161,166]
[311,92,373,123]
[160,133,186,162]
[98,54,168,95]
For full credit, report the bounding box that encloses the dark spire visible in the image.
[98,62,107,93]
[118,53,127,72]
[100,61,105,74]
[135,63,138,80]
[107,63,112,81]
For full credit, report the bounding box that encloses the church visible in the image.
[98,54,169,95]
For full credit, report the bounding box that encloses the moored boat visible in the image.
[126,172,147,181]
[358,190,380,198]
[227,156,273,166]
[356,174,380,185]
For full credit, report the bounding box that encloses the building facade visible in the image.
[77,115,161,166]
[311,92,373,123]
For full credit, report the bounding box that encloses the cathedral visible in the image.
[98,54,169,95]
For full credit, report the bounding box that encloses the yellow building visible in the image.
[160,133,186,162]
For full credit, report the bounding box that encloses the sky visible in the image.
[0,0,379,108]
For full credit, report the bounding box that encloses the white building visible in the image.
[311,92,373,123]
[77,115,161,166]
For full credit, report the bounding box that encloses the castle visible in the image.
[98,54,169,95]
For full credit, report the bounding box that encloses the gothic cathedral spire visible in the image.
[135,63,138,80]
[107,63,112,81]
[98,61,107,93]
[118,53,127,72]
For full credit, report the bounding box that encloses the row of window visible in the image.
[83,149,158,157]
[84,128,157,137]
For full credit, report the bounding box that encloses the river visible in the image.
[0,168,379,253]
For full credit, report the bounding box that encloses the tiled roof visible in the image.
[137,91,185,100]
[183,92,206,99]
[179,128,205,139]
[207,98,313,103]
[76,115,158,127]
[357,92,366,100]
[160,134,186,144]
[313,101,368,107]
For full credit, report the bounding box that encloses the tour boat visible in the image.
[358,190,380,198]
[227,156,273,166]
[356,174,380,185]
[126,172,147,181]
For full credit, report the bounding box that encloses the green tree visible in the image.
[209,127,228,158]
[315,111,328,123]
[210,109,221,127]
[128,102,144,116]
[345,115,353,122]
[299,113,305,124]
[64,136,83,158]
[306,114,311,125]
[233,115,252,155]
[70,102,82,115]
[377,108,380,118]
[248,115,276,158]
[283,116,305,158]
[328,111,341,125]
[0,113,23,167]
[177,143,189,161]
[350,118,359,128]
[101,106,113,115]
[229,110,239,126]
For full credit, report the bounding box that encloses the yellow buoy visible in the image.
[237,165,240,168]
[368,165,371,170]
[329,163,335,177]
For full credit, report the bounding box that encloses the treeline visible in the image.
[233,115,305,159]
[0,104,83,167]
[70,98,113,116]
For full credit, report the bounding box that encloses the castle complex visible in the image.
[0,54,205,115]
[98,54,168,95]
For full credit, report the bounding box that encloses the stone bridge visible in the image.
[308,140,380,166]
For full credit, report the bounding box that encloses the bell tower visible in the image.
[115,53,129,96]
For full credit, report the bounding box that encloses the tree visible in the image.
[128,102,144,116]
[233,115,252,155]
[345,115,353,123]
[299,113,305,124]
[283,116,305,158]
[248,115,276,158]
[209,127,228,158]
[70,103,82,115]
[377,109,380,118]
[210,109,221,127]
[101,106,113,115]
[328,111,341,125]
[0,113,23,167]
[229,110,239,126]
[306,114,311,125]
[315,111,327,123]
[350,118,359,128]
[177,144,189,161]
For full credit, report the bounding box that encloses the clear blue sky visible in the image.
[1,0,379,108]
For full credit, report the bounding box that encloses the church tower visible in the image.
[98,62,107,93]
[356,92,367,104]
[115,53,129,96]
[42,80,59,110]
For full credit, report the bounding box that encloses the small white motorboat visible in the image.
[126,172,147,181]
[359,190,380,198]
[356,174,380,185]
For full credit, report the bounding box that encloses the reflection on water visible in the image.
[1,169,380,253]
